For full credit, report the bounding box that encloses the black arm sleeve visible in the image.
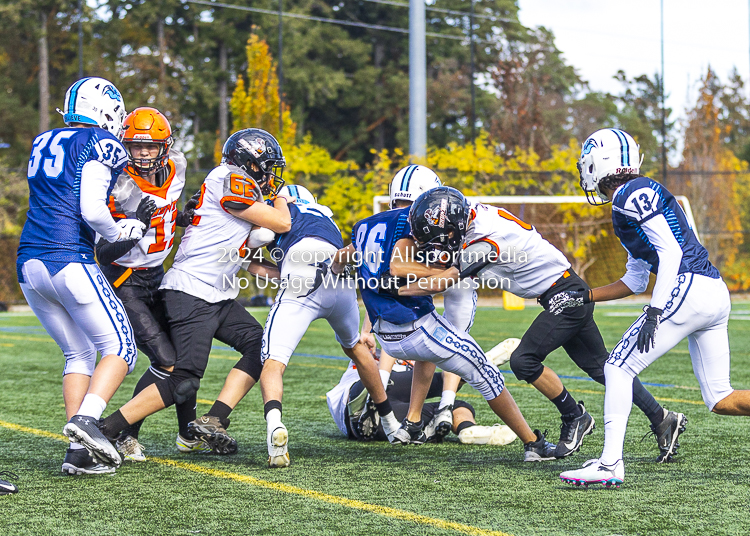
[95,237,139,265]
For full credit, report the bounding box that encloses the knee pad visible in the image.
[509,350,543,383]
[63,349,97,376]
[233,353,263,382]
[174,377,201,405]
[156,369,200,407]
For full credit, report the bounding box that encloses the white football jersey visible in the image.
[107,150,187,268]
[464,202,570,299]
[160,164,262,303]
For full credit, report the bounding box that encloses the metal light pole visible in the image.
[660,0,667,187]
[469,0,476,144]
[278,0,284,135]
[409,0,426,157]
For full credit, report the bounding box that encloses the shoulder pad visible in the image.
[91,130,128,171]
[169,149,188,178]
[613,179,662,223]
[221,164,263,210]
[109,173,142,217]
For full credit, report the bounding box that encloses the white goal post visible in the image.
[372,195,700,242]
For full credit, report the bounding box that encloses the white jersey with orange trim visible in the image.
[464,202,570,299]
[160,163,262,303]
[107,149,187,268]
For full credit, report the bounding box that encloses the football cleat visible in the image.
[380,411,401,444]
[485,338,521,367]
[560,458,624,488]
[175,434,212,454]
[116,435,146,462]
[424,404,453,443]
[0,471,19,495]
[63,415,121,467]
[354,396,380,440]
[61,448,116,476]
[187,415,238,455]
[267,424,290,468]
[524,429,556,462]
[554,402,595,458]
[458,424,517,446]
[649,410,687,463]
[392,419,427,445]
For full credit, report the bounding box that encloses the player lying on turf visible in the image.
[95,107,210,464]
[397,187,679,461]
[556,128,750,487]
[332,186,557,461]
[85,129,292,465]
[17,77,144,472]
[190,184,402,467]
[327,350,517,446]
[364,165,477,444]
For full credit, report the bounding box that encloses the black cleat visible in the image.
[524,429,556,462]
[61,448,116,475]
[392,419,427,445]
[0,471,18,495]
[63,415,121,467]
[555,402,596,458]
[354,396,380,441]
[187,415,238,455]
[649,410,687,463]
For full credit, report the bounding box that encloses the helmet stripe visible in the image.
[401,165,418,191]
[610,129,629,166]
[68,78,90,116]
[289,184,298,199]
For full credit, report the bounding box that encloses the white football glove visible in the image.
[115,219,146,241]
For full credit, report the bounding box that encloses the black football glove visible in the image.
[175,190,201,227]
[636,306,663,353]
[135,196,157,227]
[379,274,405,297]
[545,288,592,315]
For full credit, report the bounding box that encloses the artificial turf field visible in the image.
[1,302,750,536]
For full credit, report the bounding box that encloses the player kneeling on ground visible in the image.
[18,77,142,473]
[190,184,402,467]
[558,128,750,488]
[398,187,678,461]
[328,352,517,446]
[95,107,210,462]
[332,187,556,461]
[91,129,291,454]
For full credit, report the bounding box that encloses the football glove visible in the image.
[175,190,202,227]
[135,197,157,227]
[115,219,146,241]
[636,306,663,353]
[545,288,592,315]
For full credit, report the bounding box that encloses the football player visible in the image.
[332,187,557,461]
[91,129,291,458]
[94,107,208,462]
[17,77,142,472]
[359,165,477,443]
[399,187,677,460]
[558,128,750,487]
[328,352,517,446]
[190,183,402,467]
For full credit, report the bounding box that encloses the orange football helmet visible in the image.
[122,107,174,175]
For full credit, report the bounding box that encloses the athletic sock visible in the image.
[379,369,391,390]
[600,364,635,466]
[208,400,233,429]
[265,402,282,431]
[439,390,456,410]
[551,387,580,418]
[99,410,130,440]
[69,442,86,451]
[374,399,393,418]
[77,394,107,420]
[176,395,198,438]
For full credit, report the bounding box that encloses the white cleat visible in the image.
[267,424,290,468]
[423,405,453,442]
[485,338,521,367]
[458,424,517,446]
[560,458,624,489]
[116,435,146,462]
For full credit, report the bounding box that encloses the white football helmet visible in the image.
[389,165,442,208]
[279,184,315,204]
[61,77,127,139]
[578,128,643,205]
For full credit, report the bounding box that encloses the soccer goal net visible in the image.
[372,195,699,289]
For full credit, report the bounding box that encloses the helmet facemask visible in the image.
[124,139,173,177]
[241,157,286,197]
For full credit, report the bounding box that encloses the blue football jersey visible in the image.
[17,127,128,282]
[611,176,719,279]
[268,202,344,259]
[352,207,434,325]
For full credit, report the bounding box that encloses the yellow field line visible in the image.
[0,419,513,536]
[149,458,513,536]
[197,399,214,405]
[0,333,55,342]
